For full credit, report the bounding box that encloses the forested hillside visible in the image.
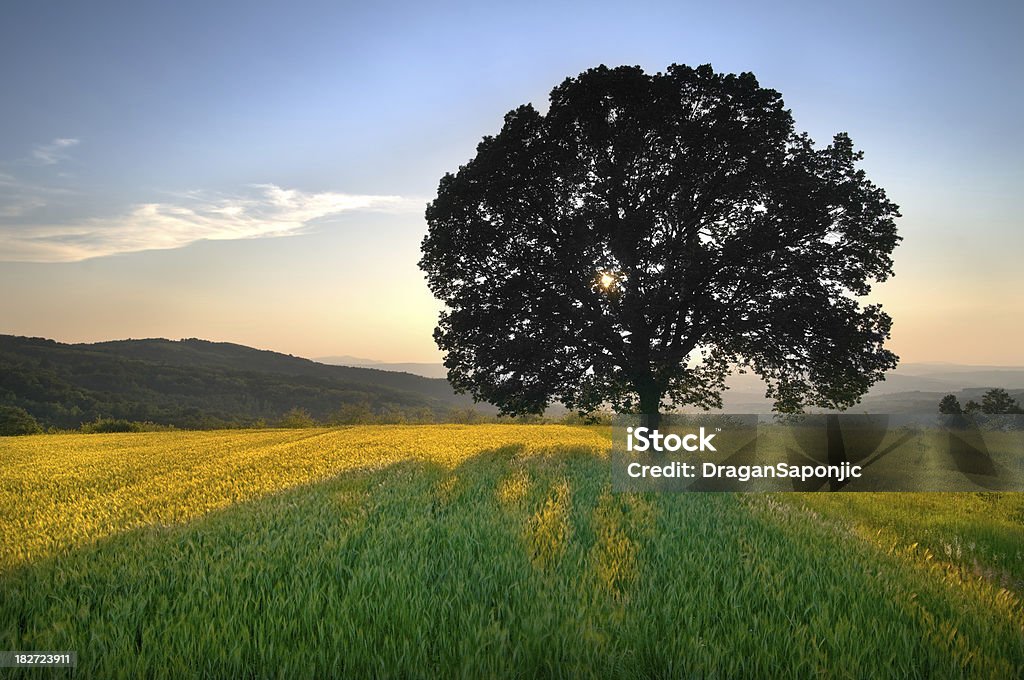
[0,335,484,429]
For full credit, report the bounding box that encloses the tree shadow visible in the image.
[3,438,1021,677]
[0,442,608,677]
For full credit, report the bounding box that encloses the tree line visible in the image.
[938,388,1023,415]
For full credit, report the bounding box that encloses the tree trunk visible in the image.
[638,383,662,431]
[825,414,847,491]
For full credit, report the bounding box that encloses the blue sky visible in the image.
[1,0,1021,363]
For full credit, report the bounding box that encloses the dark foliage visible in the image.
[980,388,1023,415]
[0,335,487,429]
[938,394,962,415]
[421,64,901,420]
[0,404,42,436]
[79,417,150,433]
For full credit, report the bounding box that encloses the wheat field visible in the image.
[1,425,1022,678]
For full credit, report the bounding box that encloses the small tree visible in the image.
[446,407,485,424]
[938,394,962,414]
[279,407,316,428]
[980,388,1023,414]
[332,402,376,425]
[80,417,141,433]
[408,407,436,424]
[0,405,42,436]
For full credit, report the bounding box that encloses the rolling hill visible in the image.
[0,335,489,429]
[4,334,1022,429]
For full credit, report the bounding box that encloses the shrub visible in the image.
[560,410,612,426]
[0,406,43,436]
[444,407,486,424]
[278,408,317,428]
[80,417,143,433]
[331,402,376,425]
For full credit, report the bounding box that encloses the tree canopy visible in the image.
[938,394,962,415]
[420,64,901,423]
[980,388,1023,415]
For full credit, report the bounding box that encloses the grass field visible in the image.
[1,426,1023,678]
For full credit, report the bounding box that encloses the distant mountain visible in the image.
[0,335,488,429]
[316,355,386,366]
[316,356,449,380]
[315,356,1024,410]
[715,363,1024,413]
[318,354,1024,413]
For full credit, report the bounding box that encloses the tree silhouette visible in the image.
[420,64,900,426]
[980,388,1023,414]
[938,394,962,414]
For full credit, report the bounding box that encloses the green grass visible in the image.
[785,492,1024,592]
[1,427,1022,678]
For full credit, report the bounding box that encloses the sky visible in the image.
[0,0,1021,364]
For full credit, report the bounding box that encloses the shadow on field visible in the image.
[0,442,602,676]
[2,441,1022,679]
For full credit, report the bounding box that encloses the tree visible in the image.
[278,407,316,428]
[980,388,1023,414]
[938,394,962,414]
[332,401,376,425]
[420,64,900,427]
[0,405,42,436]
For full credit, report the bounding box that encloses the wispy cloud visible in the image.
[31,138,79,165]
[0,172,79,218]
[0,196,47,218]
[0,184,421,263]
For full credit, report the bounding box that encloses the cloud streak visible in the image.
[0,184,421,263]
[31,138,79,165]
[0,172,81,218]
